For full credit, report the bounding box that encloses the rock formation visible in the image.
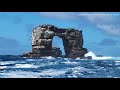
[22,24,88,58]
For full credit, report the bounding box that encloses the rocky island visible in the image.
[22,24,88,59]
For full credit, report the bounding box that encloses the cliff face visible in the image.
[23,24,88,58]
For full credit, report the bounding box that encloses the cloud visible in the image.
[77,12,120,36]
[77,12,120,23]
[39,12,78,21]
[99,38,118,46]
[97,24,120,36]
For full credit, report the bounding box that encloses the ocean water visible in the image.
[0,52,120,78]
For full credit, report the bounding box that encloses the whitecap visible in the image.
[38,69,65,76]
[63,66,96,78]
[0,66,7,69]
[41,56,56,60]
[14,64,39,68]
[115,60,120,65]
[111,57,120,60]
[85,51,113,60]
[38,61,59,68]
[63,58,69,60]
[75,57,81,60]
[0,61,16,65]
[62,60,79,65]
[75,57,84,60]
[0,71,41,78]
[115,61,120,63]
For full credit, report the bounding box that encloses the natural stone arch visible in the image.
[23,24,88,58]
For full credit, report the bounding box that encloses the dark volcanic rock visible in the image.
[22,24,88,58]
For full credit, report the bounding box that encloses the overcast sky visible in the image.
[0,12,120,57]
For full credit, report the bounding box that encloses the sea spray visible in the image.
[85,51,113,60]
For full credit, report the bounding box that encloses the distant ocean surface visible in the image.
[1,52,120,78]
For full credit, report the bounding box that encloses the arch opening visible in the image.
[52,36,65,55]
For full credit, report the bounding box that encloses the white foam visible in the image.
[38,69,65,76]
[64,58,69,60]
[115,60,120,65]
[40,61,59,67]
[111,57,120,60]
[22,57,27,58]
[85,51,113,60]
[75,57,84,60]
[14,61,59,69]
[75,57,81,60]
[0,61,16,65]
[41,56,56,60]
[62,60,79,65]
[0,65,94,78]
[26,59,35,61]
[64,66,96,78]
[70,66,89,72]
[0,66,7,69]
[15,64,39,68]
[115,61,120,63]
[0,71,41,78]
[0,69,65,78]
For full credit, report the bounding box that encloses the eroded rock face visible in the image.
[22,24,88,58]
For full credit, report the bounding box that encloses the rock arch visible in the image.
[23,24,88,58]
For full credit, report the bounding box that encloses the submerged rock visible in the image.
[22,24,88,58]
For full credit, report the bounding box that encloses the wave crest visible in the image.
[85,51,114,60]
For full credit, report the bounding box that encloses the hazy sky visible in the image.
[0,12,120,57]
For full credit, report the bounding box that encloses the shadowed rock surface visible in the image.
[22,24,88,58]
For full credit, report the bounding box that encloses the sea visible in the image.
[0,51,120,78]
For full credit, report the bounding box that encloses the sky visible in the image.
[0,12,120,57]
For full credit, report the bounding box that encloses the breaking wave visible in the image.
[85,51,120,60]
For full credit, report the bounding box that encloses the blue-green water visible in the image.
[0,56,120,78]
